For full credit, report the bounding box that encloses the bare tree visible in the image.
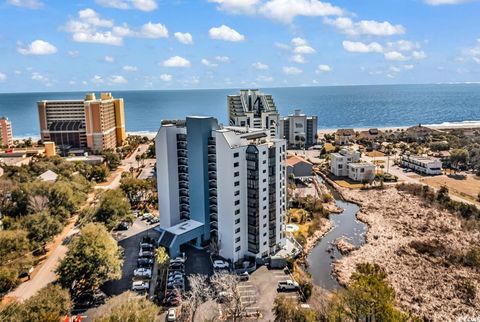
[179,274,211,322]
[210,272,251,322]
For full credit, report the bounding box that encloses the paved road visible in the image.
[95,143,151,190]
[6,224,79,302]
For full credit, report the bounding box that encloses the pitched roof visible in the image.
[39,170,58,182]
[336,129,355,136]
[286,155,312,167]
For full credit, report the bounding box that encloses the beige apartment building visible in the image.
[38,92,126,154]
[0,117,13,147]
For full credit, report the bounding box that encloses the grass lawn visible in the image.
[367,151,385,158]
[335,180,363,189]
[421,174,480,205]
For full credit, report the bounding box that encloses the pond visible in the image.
[307,178,368,290]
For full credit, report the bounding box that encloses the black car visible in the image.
[115,221,130,231]
[169,263,184,270]
[137,258,154,267]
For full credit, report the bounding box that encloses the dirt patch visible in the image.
[335,238,356,255]
[421,174,480,205]
[333,187,480,321]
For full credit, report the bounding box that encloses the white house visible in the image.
[401,155,442,175]
[330,149,361,177]
[335,129,355,146]
[347,163,376,182]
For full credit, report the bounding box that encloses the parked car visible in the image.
[133,268,152,278]
[170,257,185,264]
[138,250,154,258]
[132,281,149,292]
[237,271,249,281]
[167,281,184,289]
[277,280,300,292]
[168,276,184,284]
[167,308,177,321]
[137,258,154,267]
[166,297,181,307]
[140,244,154,252]
[115,221,130,231]
[168,272,183,279]
[169,263,184,270]
[149,217,160,224]
[213,260,229,269]
[74,291,106,309]
[141,213,154,221]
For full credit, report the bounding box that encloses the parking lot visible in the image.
[101,218,160,296]
[238,265,299,321]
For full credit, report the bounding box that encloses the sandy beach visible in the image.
[333,187,480,321]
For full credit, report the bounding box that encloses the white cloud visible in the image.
[424,0,475,5]
[0,73,6,82]
[209,25,245,42]
[389,66,401,73]
[282,66,303,75]
[160,74,173,81]
[215,56,230,62]
[257,75,274,82]
[342,41,383,53]
[275,42,291,50]
[316,64,332,73]
[324,17,405,36]
[96,0,158,11]
[31,72,53,86]
[404,64,414,70]
[139,22,168,38]
[7,0,43,9]
[384,51,408,61]
[110,75,128,84]
[291,37,307,46]
[208,0,260,14]
[79,8,113,28]
[293,45,316,54]
[91,75,104,84]
[252,62,269,70]
[174,32,193,45]
[131,0,157,11]
[201,59,218,67]
[17,40,57,55]
[291,54,306,63]
[123,65,138,72]
[104,55,115,63]
[387,40,420,52]
[67,50,79,57]
[463,39,480,64]
[162,56,191,67]
[73,31,123,46]
[259,0,344,24]
[412,50,427,60]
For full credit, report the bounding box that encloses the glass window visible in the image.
[234,152,239,158]
[234,162,239,167]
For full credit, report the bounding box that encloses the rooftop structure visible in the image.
[37,93,126,155]
[155,116,287,263]
[335,128,355,146]
[279,109,318,148]
[228,89,280,138]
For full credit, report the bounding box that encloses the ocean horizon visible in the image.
[1,83,480,139]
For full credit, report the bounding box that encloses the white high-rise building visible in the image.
[228,89,280,138]
[155,116,287,264]
[279,109,318,148]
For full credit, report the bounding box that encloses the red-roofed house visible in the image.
[286,155,313,177]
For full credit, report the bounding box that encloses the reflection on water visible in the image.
[307,179,367,290]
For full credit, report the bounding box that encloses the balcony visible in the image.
[209,196,217,204]
[208,164,216,172]
[211,221,218,230]
[179,182,188,190]
[177,150,187,158]
[208,171,217,180]
[180,196,189,204]
[179,190,189,197]
[208,147,216,155]
[178,165,188,173]
[210,213,218,222]
[178,173,188,182]
[208,155,216,163]
[180,205,190,212]
[177,141,187,150]
[209,205,218,213]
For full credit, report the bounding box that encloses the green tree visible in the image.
[103,152,121,170]
[273,295,317,322]
[93,292,159,322]
[450,148,469,171]
[22,212,63,252]
[327,263,409,322]
[56,223,122,297]
[94,189,132,230]
[120,177,153,207]
[0,284,71,322]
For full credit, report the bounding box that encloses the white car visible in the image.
[132,280,149,291]
[170,257,185,264]
[167,308,177,321]
[213,260,229,269]
[139,250,154,257]
[133,268,152,278]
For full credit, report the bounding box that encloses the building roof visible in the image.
[336,129,355,136]
[286,155,312,167]
[165,219,204,236]
[39,170,58,182]
[348,162,375,168]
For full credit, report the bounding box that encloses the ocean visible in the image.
[1,84,479,139]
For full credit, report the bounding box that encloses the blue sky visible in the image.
[0,0,479,92]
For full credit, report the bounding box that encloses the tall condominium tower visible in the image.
[0,117,13,147]
[37,92,126,154]
[155,116,287,263]
[228,89,280,138]
[279,109,318,148]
